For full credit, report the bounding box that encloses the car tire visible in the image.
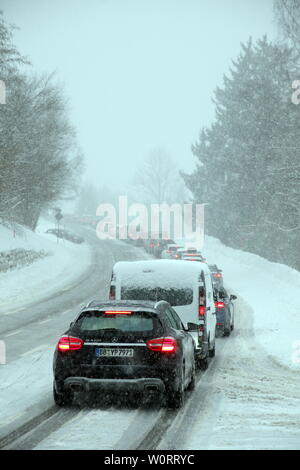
[187,359,196,391]
[209,338,215,358]
[224,328,231,337]
[166,365,185,409]
[195,352,206,370]
[195,336,209,369]
[53,382,73,407]
[231,317,234,331]
[200,357,208,370]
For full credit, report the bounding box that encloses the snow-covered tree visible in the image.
[274,0,300,56]
[0,13,83,230]
[183,36,300,269]
[76,182,101,216]
[133,147,188,205]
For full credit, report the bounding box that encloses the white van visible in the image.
[109,260,216,369]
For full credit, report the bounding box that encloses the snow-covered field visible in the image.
[0,220,92,313]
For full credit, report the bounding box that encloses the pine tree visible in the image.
[183,36,300,268]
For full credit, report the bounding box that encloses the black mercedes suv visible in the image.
[53,300,196,408]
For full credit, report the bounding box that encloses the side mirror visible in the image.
[230,295,237,301]
[187,322,199,332]
[69,321,74,328]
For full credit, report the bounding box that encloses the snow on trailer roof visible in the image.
[113,259,207,288]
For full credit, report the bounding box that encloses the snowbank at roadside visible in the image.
[0,220,92,313]
[0,347,53,430]
[201,236,300,370]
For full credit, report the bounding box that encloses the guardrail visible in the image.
[0,249,49,273]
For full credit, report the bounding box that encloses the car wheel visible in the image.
[196,347,208,370]
[166,365,185,409]
[195,338,209,369]
[199,357,208,370]
[223,327,231,337]
[53,382,73,407]
[187,359,196,391]
[209,338,215,358]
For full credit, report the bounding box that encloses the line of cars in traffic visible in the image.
[129,237,237,338]
[53,237,237,409]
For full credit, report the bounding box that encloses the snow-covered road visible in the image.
[159,295,300,450]
[1,227,299,450]
[29,291,300,451]
[0,226,152,444]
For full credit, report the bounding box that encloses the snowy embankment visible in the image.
[0,220,92,313]
[202,236,300,370]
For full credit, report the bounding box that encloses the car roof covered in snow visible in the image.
[208,264,221,272]
[112,259,208,288]
[82,299,168,313]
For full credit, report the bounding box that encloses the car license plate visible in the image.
[95,348,134,358]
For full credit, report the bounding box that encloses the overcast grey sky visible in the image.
[1,0,275,191]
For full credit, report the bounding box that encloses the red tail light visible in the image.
[57,336,84,352]
[213,273,222,279]
[147,337,177,354]
[199,305,205,317]
[104,310,132,315]
[215,301,225,309]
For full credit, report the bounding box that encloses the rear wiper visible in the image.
[101,328,122,333]
[82,328,121,336]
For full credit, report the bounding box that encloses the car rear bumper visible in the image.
[63,376,165,394]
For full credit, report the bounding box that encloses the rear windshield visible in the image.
[121,287,193,306]
[74,310,157,334]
